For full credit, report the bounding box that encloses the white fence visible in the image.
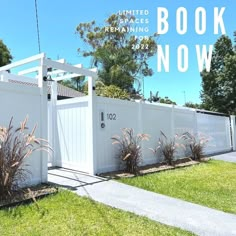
[1,54,234,178]
[51,95,233,174]
[196,112,232,154]
[0,76,48,186]
[0,53,98,185]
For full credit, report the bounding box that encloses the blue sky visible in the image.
[0,0,235,105]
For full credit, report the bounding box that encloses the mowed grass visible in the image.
[119,160,236,214]
[0,190,194,236]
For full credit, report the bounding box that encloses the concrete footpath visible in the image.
[48,166,236,236]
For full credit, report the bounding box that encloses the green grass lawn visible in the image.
[119,160,236,214]
[0,190,194,236]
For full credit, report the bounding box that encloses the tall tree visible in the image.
[76,13,158,91]
[201,35,236,114]
[234,31,236,50]
[0,39,12,66]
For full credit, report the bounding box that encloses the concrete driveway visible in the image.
[212,151,236,163]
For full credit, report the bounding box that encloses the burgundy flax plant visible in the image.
[111,128,149,175]
[150,131,185,166]
[0,117,51,201]
[182,132,208,161]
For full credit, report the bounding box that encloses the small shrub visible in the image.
[97,85,130,100]
[182,132,208,161]
[151,131,184,166]
[0,117,50,201]
[111,128,149,175]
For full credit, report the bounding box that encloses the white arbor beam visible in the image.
[0,53,45,72]
[18,66,40,76]
[47,64,82,76]
[44,58,97,78]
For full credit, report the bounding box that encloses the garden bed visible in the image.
[0,184,58,209]
[101,157,210,178]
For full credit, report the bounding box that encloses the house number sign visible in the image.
[107,113,116,120]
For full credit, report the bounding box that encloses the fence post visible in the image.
[171,105,175,137]
[50,81,58,166]
[38,57,48,183]
[194,110,199,135]
[88,74,97,175]
[0,71,9,82]
[230,115,236,151]
[138,100,144,164]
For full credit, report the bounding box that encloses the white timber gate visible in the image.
[45,56,98,174]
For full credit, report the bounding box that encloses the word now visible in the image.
[157,45,213,72]
[157,7,226,35]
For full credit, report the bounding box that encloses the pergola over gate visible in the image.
[0,53,98,174]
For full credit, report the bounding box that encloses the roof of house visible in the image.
[8,79,85,98]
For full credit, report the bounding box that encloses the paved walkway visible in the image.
[211,151,236,163]
[48,166,236,236]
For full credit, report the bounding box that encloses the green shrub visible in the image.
[97,84,130,100]
[0,117,50,200]
[112,128,149,175]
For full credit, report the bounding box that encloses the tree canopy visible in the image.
[76,13,158,92]
[184,102,203,109]
[0,39,12,67]
[159,96,177,105]
[201,34,236,114]
[59,76,86,92]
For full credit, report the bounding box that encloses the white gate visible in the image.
[53,97,90,172]
[45,57,97,174]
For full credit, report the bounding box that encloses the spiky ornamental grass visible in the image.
[112,128,149,175]
[0,117,50,200]
[182,132,208,161]
[150,131,185,166]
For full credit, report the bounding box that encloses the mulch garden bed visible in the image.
[0,184,58,209]
[100,157,210,179]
